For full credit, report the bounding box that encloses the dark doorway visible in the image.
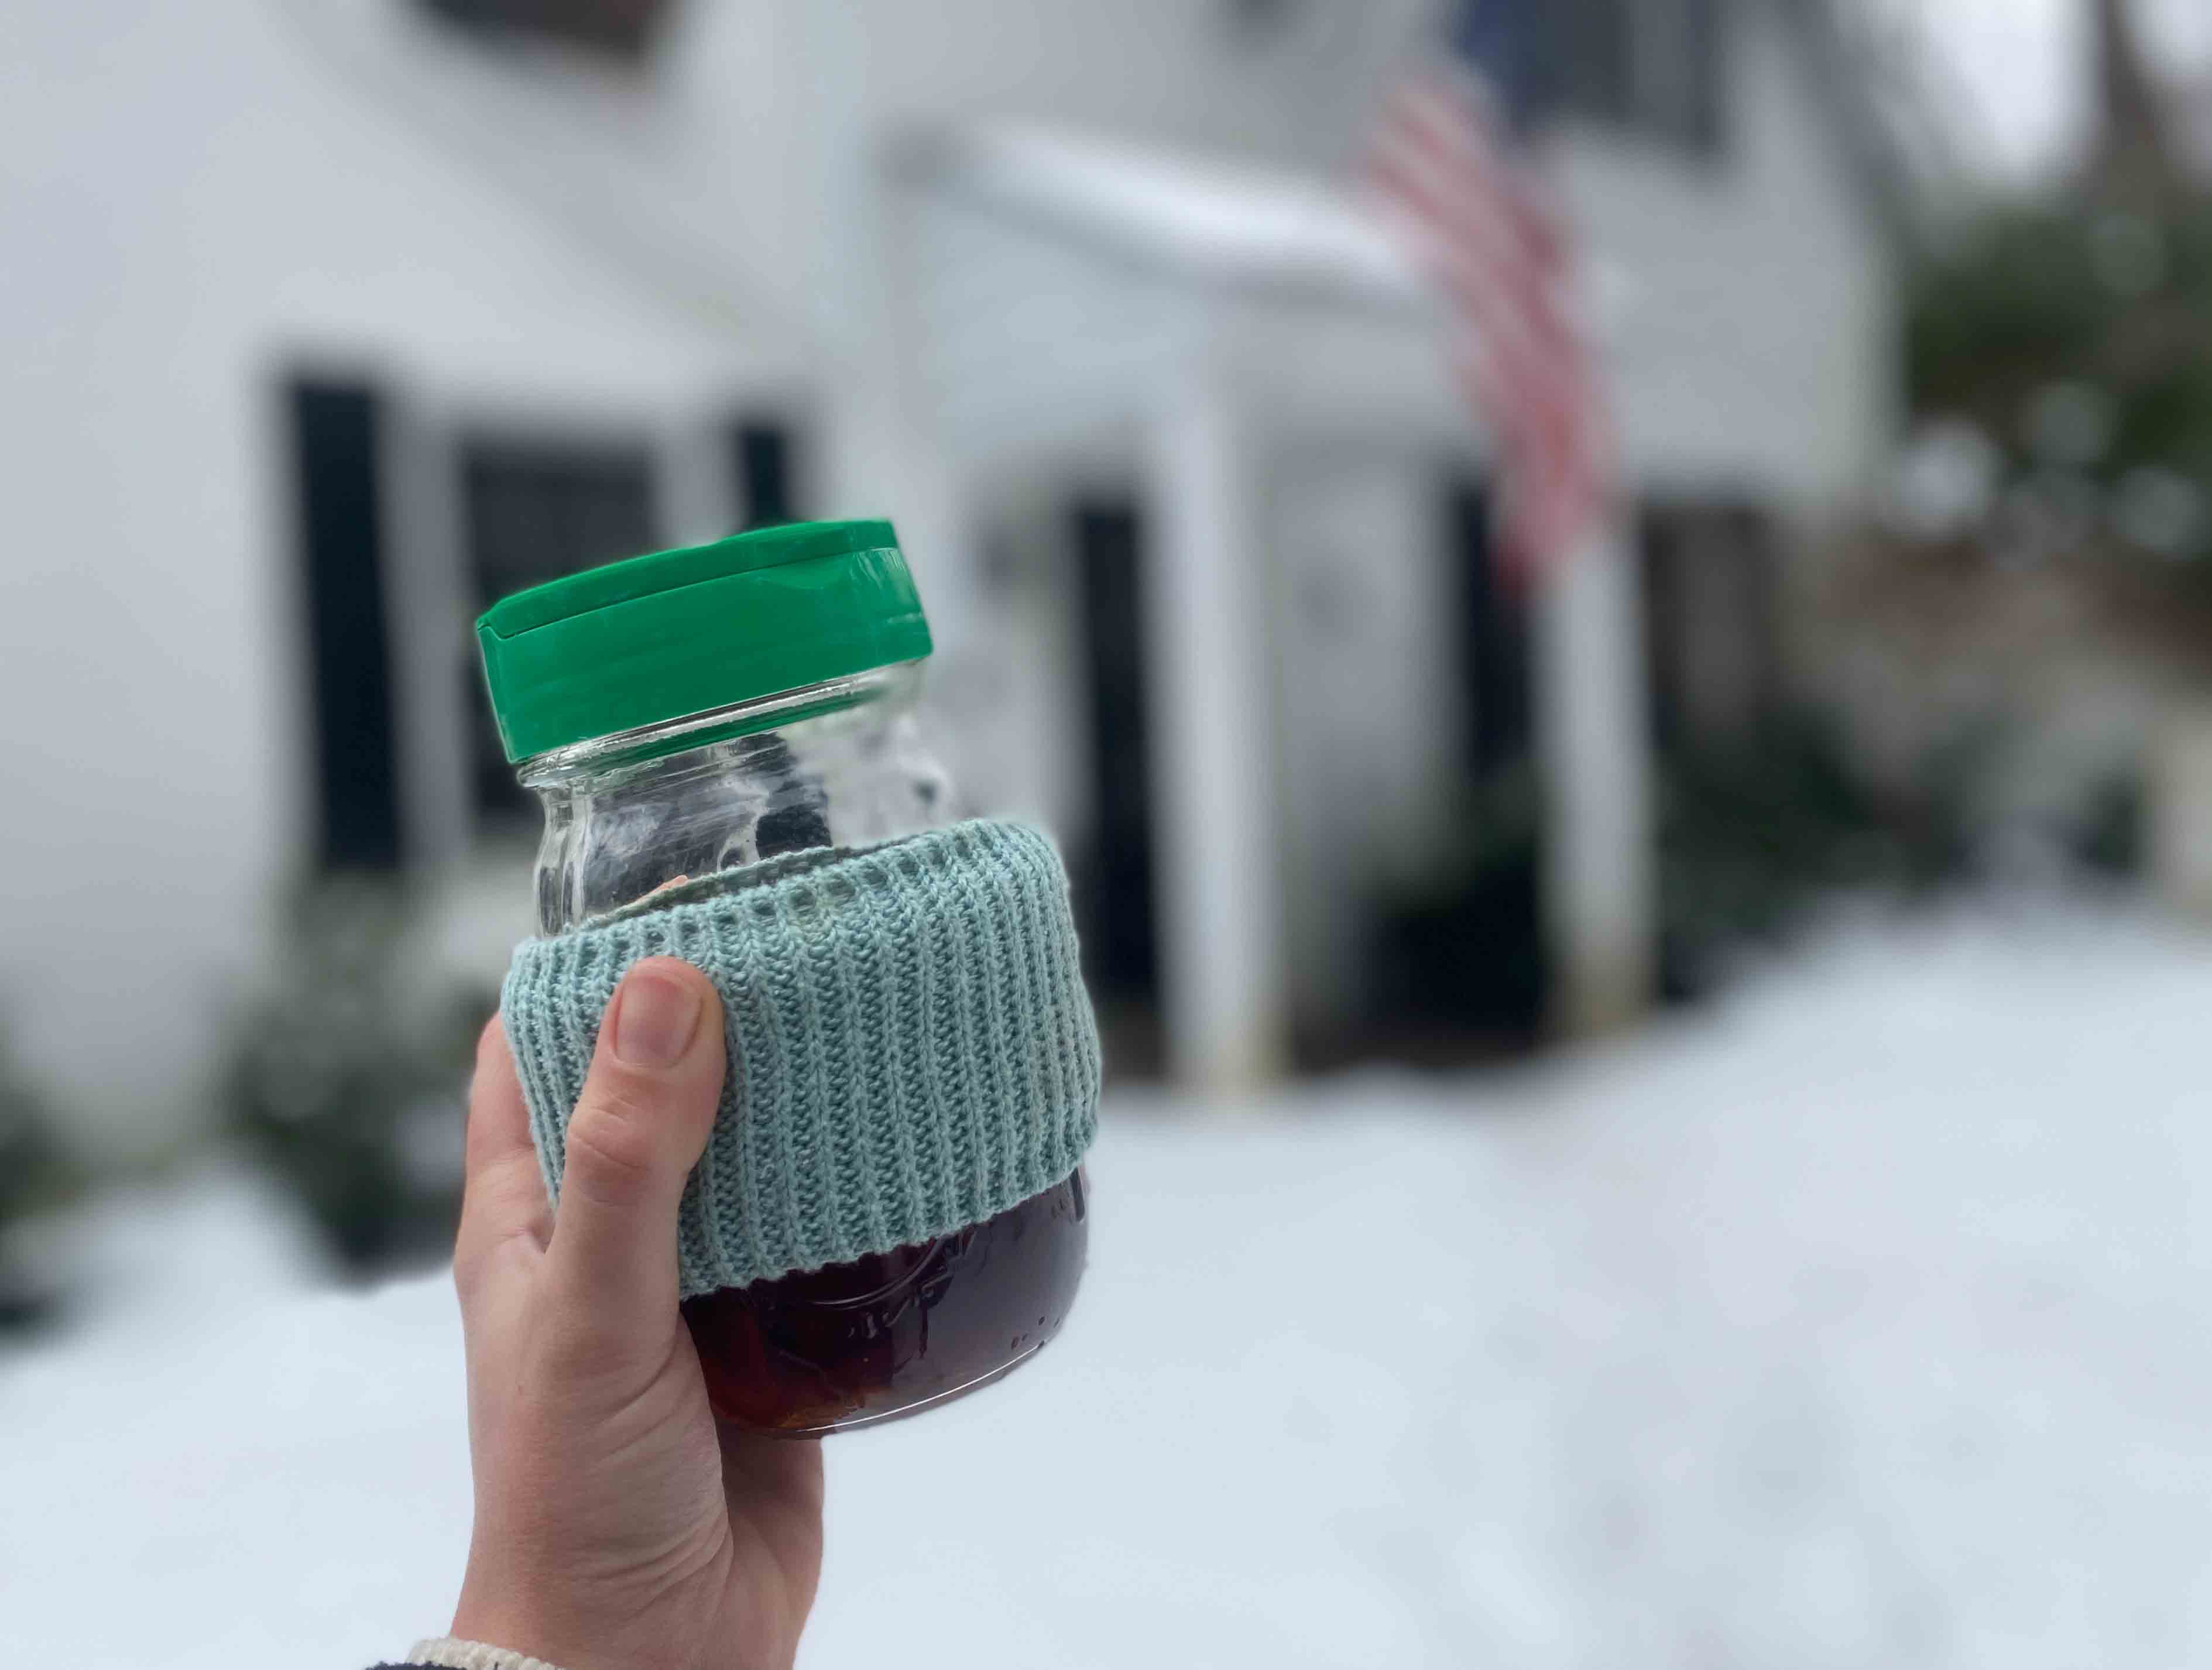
[289,378,403,872]
[1456,482,1533,779]
[1071,499,1164,1076]
[1367,480,1546,1049]
[458,434,659,828]
[1641,499,1801,1003]
[1641,500,1780,755]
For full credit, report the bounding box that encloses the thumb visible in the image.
[546,958,725,1336]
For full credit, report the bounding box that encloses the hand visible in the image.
[448,959,824,1670]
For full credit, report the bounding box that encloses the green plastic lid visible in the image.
[476,517,932,762]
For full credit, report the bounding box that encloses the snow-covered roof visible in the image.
[899,119,1426,310]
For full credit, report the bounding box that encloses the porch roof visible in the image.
[898,119,1428,311]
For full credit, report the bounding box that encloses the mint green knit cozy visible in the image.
[500,819,1101,1299]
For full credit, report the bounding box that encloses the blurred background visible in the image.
[6,0,2212,1664]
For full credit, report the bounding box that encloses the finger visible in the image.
[455,1015,552,1291]
[546,958,725,1333]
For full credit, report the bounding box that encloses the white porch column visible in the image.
[791,1,978,659]
[1531,526,1657,1036]
[2151,705,2212,918]
[1145,368,1288,1090]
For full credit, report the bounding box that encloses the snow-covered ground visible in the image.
[7,900,2212,1668]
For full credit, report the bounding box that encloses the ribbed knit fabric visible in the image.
[388,1640,568,1670]
[502,818,1101,1298]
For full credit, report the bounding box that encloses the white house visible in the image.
[0,0,1894,1158]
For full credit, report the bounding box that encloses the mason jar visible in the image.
[476,518,1089,1435]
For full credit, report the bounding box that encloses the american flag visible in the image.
[1370,2,1611,586]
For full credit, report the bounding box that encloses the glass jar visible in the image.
[477,520,1089,1435]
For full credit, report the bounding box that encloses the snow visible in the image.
[8,900,2212,1668]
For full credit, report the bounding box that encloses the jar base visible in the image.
[726,1333,1054,1439]
[682,1168,1089,1436]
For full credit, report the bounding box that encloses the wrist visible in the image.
[405,1640,571,1670]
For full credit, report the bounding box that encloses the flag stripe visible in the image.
[1370,62,1610,581]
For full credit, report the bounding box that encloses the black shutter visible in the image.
[289,379,403,872]
[730,420,803,530]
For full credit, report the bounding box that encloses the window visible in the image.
[289,390,811,853]
[1638,0,1724,155]
[1560,0,1634,129]
[1226,0,1301,46]
[459,435,659,824]
[1556,0,1726,157]
[286,383,801,856]
[418,0,675,60]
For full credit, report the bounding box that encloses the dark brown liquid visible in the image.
[682,1170,1088,1435]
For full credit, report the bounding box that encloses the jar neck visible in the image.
[524,661,954,934]
[518,663,922,792]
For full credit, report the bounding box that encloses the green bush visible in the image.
[1366,764,1546,1045]
[1908,200,2212,568]
[226,877,494,1276]
[1654,712,1981,999]
[0,1021,81,1332]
